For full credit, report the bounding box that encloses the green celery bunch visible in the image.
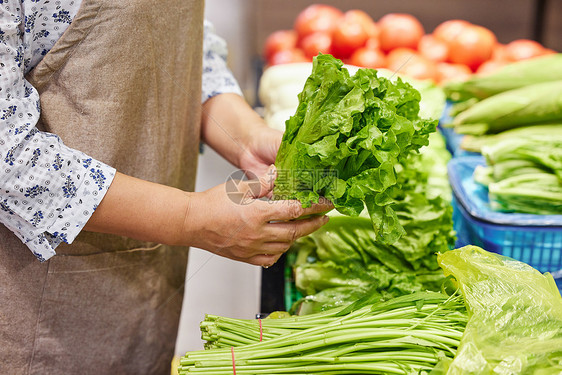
[179,292,467,374]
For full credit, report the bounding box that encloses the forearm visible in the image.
[201,93,267,167]
[83,172,191,246]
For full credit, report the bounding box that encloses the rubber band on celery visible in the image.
[258,318,263,342]
[230,347,236,375]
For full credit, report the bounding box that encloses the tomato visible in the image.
[436,62,472,83]
[365,37,380,50]
[268,48,309,66]
[386,50,436,81]
[399,56,437,81]
[300,32,333,59]
[263,30,298,62]
[349,47,386,69]
[386,48,418,70]
[448,24,497,71]
[476,59,508,75]
[345,9,379,39]
[418,34,449,62]
[491,43,509,61]
[294,4,343,41]
[504,39,548,61]
[378,13,425,52]
[433,19,471,46]
[331,11,372,58]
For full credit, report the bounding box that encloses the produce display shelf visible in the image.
[449,156,562,292]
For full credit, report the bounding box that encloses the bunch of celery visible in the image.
[179,292,467,374]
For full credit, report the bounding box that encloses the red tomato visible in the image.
[263,30,298,61]
[476,59,508,75]
[349,47,386,69]
[294,4,343,41]
[331,11,372,58]
[436,62,472,83]
[399,56,437,81]
[491,43,509,61]
[418,34,449,62]
[268,48,309,66]
[433,19,471,46]
[448,25,497,71]
[300,32,333,59]
[345,9,379,39]
[386,50,437,81]
[378,13,425,53]
[365,37,380,50]
[386,48,418,70]
[504,39,548,61]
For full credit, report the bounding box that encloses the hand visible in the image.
[238,126,283,177]
[201,93,283,177]
[183,167,333,267]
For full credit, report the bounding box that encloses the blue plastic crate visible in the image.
[448,156,562,292]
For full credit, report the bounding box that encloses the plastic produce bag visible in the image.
[437,246,562,374]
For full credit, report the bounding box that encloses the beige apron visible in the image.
[0,0,203,373]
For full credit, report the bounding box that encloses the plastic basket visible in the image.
[449,156,562,292]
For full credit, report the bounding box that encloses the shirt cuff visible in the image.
[6,158,116,262]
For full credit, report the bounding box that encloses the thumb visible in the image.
[242,164,276,199]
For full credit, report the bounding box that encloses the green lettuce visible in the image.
[274,54,436,243]
[473,134,562,215]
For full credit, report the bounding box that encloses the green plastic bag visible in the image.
[437,246,562,374]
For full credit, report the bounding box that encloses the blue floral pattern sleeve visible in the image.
[201,20,243,103]
[1,0,115,262]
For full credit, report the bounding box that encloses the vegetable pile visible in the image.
[444,55,562,215]
[289,132,455,314]
[179,291,468,374]
[262,3,558,84]
[473,134,562,215]
[273,54,436,244]
[177,246,562,374]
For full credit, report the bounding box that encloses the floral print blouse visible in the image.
[0,0,243,261]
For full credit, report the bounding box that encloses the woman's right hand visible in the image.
[183,167,333,267]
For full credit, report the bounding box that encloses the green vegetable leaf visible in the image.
[274,54,436,243]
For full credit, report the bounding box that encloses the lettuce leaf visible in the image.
[274,54,436,243]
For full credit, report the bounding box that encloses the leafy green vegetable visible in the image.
[449,80,562,135]
[487,173,562,215]
[438,245,562,374]
[274,54,436,243]
[178,291,467,374]
[287,128,455,314]
[460,124,562,153]
[473,134,562,215]
[445,54,562,102]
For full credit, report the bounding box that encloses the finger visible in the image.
[266,197,334,222]
[261,241,292,254]
[267,215,330,243]
[239,164,277,200]
[246,253,282,268]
